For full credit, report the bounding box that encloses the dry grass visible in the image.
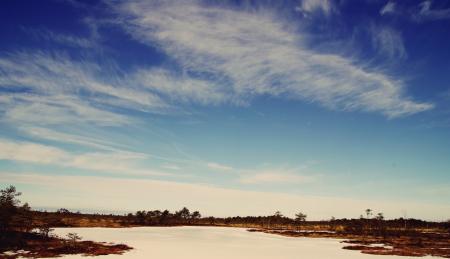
[249,229,450,258]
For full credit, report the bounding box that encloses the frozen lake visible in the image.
[52,226,429,259]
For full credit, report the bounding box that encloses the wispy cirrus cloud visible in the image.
[415,0,450,21]
[389,1,450,22]
[207,162,233,171]
[0,51,177,128]
[239,172,311,184]
[0,138,167,176]
[295,0,335,17]
[238,167,314,185]
[20,127,129,152]
[2,94,130,126]
[380,1,396,16]
[23,27,96,48]
[114,0,432,118]
[0,138,68,165]
[370,25,407,60]
[161,164,181,170]
[132,68,228,105]
[0,0,433,129]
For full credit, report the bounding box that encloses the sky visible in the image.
[0,0,449,221]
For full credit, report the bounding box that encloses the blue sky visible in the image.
[0,0,449,220]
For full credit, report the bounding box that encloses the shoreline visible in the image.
[247,228,450,258]
[3,226,449,258]
[0,231,132,259]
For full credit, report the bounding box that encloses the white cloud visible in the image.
[0,139,68,164]
[161,164,181,170]
[239,171,311,184]
[238,167,314,184]
[132,68,227,105]
[370,25,407,60]
[416,0,450,21]
[296,0,335,16]
[0,95,12,105]
[0,1,433,120]
[2,172,449,220]
[115,0,432,118]
[67,152,146,174]
[24,28,95,48]
[3,94,130,126]
[207,162,233,171]
[0,138,167,176]
[0,51,168,126]
[20,127,128,152]
[380,1,396,15]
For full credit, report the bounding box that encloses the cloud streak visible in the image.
[416,1,450,21]
[0,51,168,127]
[23,27,96,48]
[296,0,335,17]
[207,162,233,171]
[0,0,433,125]
[20,127,128,152]
[370,25,407,60]
[380,2,396,16]
[239,171,312,184]
[0,138,167,176]
[115,0,432,118]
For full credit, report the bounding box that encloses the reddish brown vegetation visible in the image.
[248,229,450,258]
[0,232,132,258]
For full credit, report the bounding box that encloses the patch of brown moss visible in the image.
[0,233,132,259]
[248,228,450,258]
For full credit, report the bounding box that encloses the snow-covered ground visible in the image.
[51,226,430,259]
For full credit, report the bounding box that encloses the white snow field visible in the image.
[50,226,433,259]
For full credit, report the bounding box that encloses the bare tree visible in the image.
[364,209,373,234]
[191,211,201,224]
[375,212,385,236]
[295,212,307,231]
[365,208,372,219]
[375,212,384,221]
[178,207,190,222]
[66,232,82,247]
[330,216,336,231]
[38,225,54,238]
[272,211,283,229]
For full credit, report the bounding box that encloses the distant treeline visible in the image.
[32,208,450,234]
[2,185,449,241]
